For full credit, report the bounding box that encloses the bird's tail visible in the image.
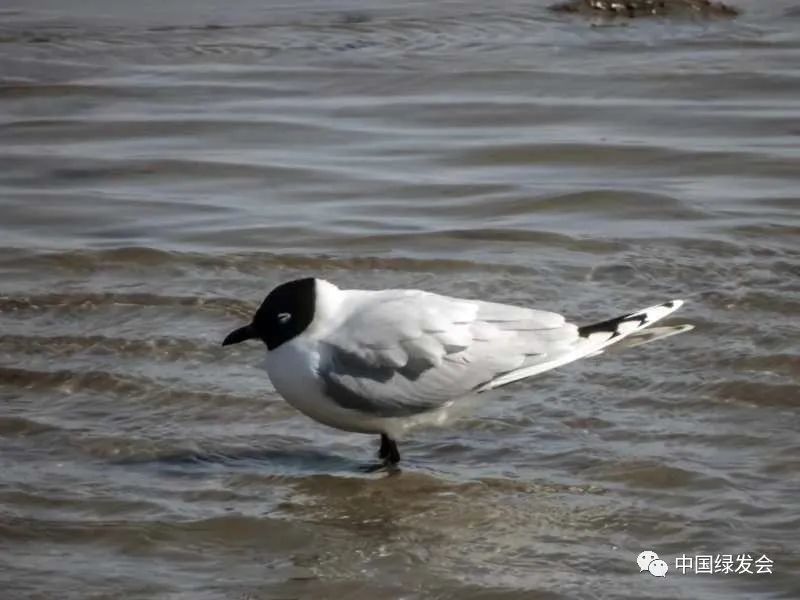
[480,299,691,391]
[577,299,692,351]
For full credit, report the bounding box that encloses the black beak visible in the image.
[222,324,256,346]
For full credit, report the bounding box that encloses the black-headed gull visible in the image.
[223,278,691,470]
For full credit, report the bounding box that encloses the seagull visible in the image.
[222,278,691,471]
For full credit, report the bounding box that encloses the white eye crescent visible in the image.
[277,312,292,324]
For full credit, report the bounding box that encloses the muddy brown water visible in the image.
[1,1,799,599]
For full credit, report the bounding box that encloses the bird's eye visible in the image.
[277,312,292,324]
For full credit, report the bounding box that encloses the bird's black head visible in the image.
[222,277,317,350]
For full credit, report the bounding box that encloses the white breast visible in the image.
[264,337,390,435]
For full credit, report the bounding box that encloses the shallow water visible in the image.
[1,1,799,598]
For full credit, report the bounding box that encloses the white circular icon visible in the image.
[648,559,669,577]
[637,550,659,572]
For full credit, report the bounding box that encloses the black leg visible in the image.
[379,433,400,465]
[361,434,401,473]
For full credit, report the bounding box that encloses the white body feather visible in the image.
[263,279,688,438]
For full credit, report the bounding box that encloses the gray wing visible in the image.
[318,289,579,417]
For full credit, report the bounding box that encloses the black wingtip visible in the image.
[577,300,683,340]
[578,311,647,339]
